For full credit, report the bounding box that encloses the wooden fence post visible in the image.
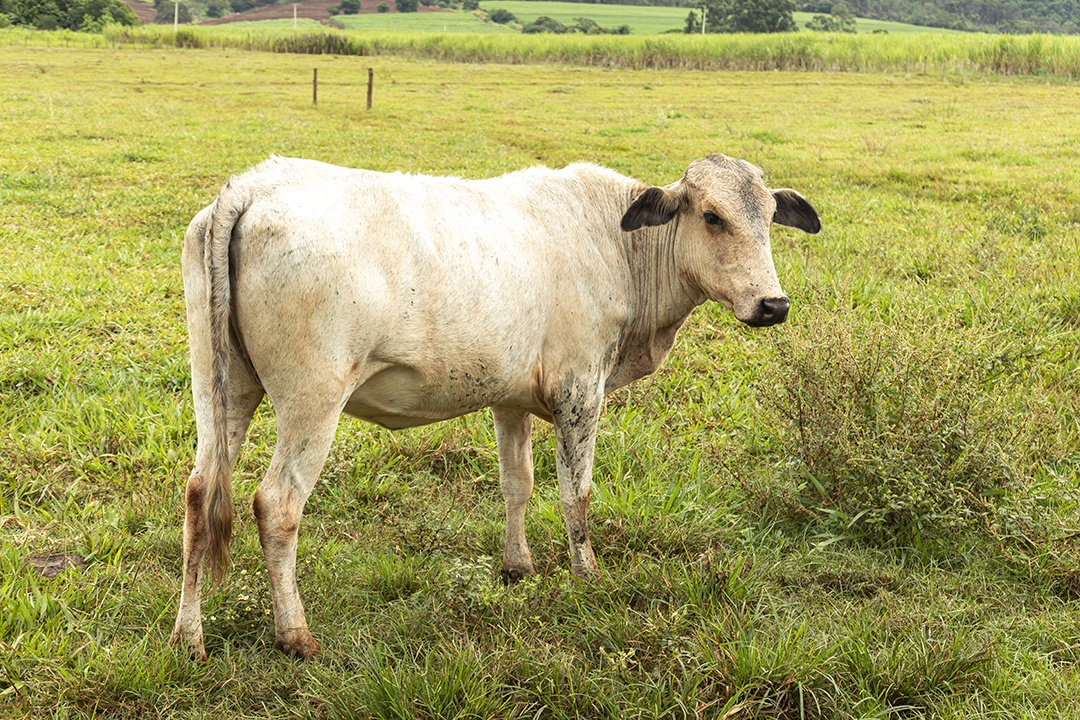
[366,68,373,110]
[313,68,318,105]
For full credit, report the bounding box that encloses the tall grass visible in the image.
[3,26,1072,76]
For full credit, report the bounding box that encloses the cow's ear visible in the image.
[772,189,821,234]
[621,185,685,232]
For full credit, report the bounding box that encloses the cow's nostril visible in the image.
[759,297,790,325]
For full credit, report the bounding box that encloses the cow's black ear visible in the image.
[621,186,683,232]
[772,189,821,234]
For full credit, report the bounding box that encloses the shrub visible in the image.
[339,0,359,13]
[805,2,856,32]
[376,1,388,11]
[395,0,417,11]
[522,15,567,33]
[760,305,1042,553]
[704,0,797,33]
[488,7,514,23]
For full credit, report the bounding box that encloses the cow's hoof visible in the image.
[275,629,321,660]
[171,629,208,662]
[501,564,534,584]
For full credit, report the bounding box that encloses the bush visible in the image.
[805,2,856,32]
[760,305,1044,553]
[395,0,417,11]
[522,14,566,33]
[488,7,515,23]
[704,0,797,33]
[376,1,388,10]
[339,0,359,13]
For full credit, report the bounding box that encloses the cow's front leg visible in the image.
[552,379,604,577]
[492,406,535,581]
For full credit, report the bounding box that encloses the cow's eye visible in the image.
[703,212,724,227]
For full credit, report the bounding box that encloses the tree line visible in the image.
[0,0,137,28]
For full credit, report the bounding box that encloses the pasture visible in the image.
[1,43,1079,719]
[202,4,964,35]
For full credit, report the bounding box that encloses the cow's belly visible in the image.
[342,362,531,430]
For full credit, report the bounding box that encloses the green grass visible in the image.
[790,11,965,34]
[1,45,1079,719]
[334,10,517,33]
[477,0,689,33]
[199,18,331,30]
[196,3,971,35]
[470,3,964,35]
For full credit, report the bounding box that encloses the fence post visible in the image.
[366,68,373,110]
[313,68,318,105]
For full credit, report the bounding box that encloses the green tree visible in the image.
[522,14,567,32]
[395,0,418,11]
[339,0,359,13]
[684,8,700,32]
[204,0,227,18]
[10,0,63,26]
[70,0,136,27]
[805,1,857,31]
[376,1,388,10]
[704,0,797,32]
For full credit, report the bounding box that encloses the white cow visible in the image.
[172,154,820,659]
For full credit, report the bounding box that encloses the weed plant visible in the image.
[759,303,1064,556]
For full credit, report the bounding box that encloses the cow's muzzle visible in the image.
[743,296,790,327]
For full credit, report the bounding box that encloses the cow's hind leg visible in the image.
[253,396,341,660]
[492,406,535,581]
[172,369,263,661]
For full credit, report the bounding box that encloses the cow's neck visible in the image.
[606,216,705,392]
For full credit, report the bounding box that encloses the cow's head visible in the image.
[620,154,820,327]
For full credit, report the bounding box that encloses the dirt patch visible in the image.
[26,553,88,579]
[121,0,158,24]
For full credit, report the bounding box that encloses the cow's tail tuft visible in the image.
[203,178,252,587]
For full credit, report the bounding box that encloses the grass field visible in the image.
[202,2,966,35]
[333,10,517,33]
[2,45,1080,719]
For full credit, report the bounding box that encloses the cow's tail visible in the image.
[203,178,252,587]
